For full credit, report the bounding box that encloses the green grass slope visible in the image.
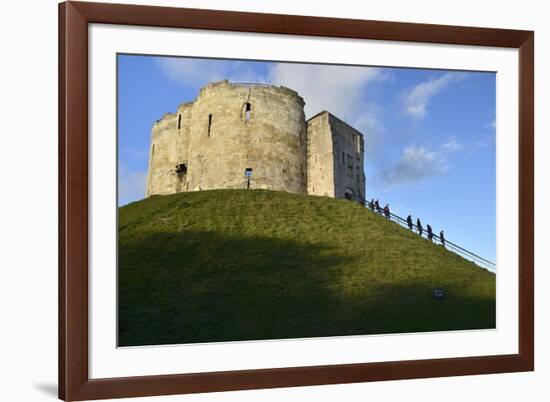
[118,189,495,346]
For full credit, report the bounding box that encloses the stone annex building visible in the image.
[146,80,366,200]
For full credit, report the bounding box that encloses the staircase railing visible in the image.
[358,197,496,271]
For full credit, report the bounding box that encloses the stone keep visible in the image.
[146,80,366,201]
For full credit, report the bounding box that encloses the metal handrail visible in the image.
[360,198,496,271]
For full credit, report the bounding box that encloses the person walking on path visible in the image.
[427,224,433,241]
[440,230,446,247]
[407,214,413,230]
[417,218,423,236]
[374,199,380,214]
[383,204,390,219]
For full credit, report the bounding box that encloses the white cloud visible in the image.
[379,132,485,188]
[118,164,147,206]
[381,145,449,187]
[267,64,390,163]
[403,72,466,119]
[157,58,386,124]
[157,58,266,89]
[267,63,385,120]
[156,57,388,150]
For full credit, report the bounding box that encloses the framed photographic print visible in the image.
[59,1,534,400]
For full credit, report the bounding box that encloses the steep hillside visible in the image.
[118,189,495,346]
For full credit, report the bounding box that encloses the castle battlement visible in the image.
[146,81,365,200]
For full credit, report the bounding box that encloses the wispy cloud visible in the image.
[379,134,473,188]
[403,72,467,119]
[441,135,464,152]
[443,132,494,157]
[380,145,449,187]
[465,134,494,156]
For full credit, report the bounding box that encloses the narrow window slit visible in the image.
[208,114,212,137]
[177,114,182,129]
[244,102,251,122]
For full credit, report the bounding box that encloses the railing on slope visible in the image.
[358,198,496,271]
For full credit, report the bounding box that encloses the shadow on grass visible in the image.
[118,229,495,347]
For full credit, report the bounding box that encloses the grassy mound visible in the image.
[118,189,495,346]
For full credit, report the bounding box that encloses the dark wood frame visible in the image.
[59,1,534,400]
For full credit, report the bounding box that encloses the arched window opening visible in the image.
[243,102,251,122]
[175,163,188,192]
[175,163,187,175]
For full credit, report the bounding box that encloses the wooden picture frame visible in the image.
[59,1,534,400]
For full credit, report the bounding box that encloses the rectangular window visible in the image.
[208,114,212,137]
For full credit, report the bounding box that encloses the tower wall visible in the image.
[306,111,366,201]
[145,81,365,201]
[146,103,193,196]
[329,114,366,200]
[306,112,336,197]
[186,80,307,193]
[146,113,179,196]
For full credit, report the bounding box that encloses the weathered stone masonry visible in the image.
[146,80,365,200]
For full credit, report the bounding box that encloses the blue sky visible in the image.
[118,54,496,263]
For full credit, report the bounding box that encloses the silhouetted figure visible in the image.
[406,215,413,230]
[374,199,380,214]
[417,218,423,236]
[440,230,446,247]
[427,224,433,241]
[370,198,375,210]
[383,204,390,219]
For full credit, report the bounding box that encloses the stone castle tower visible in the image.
[146,80,365,200]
